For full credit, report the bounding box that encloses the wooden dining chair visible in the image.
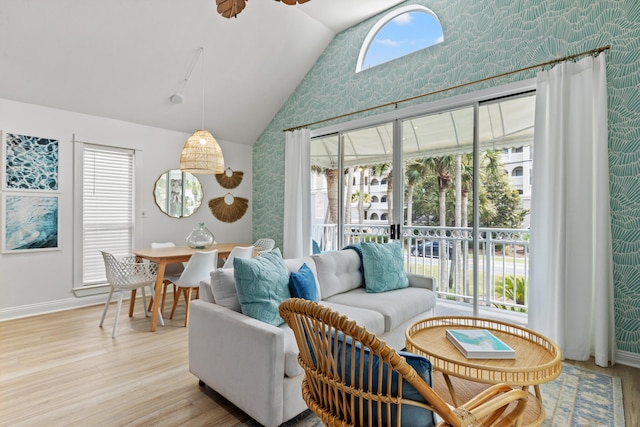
[279,298,529,427]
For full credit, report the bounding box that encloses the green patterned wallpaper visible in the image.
[253,0,640,354]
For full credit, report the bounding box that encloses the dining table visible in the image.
[133,242,251,331]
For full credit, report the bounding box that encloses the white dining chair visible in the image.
[100,251,164,338]
[147,241,184,314]
[167,250,218,327]
[222,245,255,269]
[252,238,275,255]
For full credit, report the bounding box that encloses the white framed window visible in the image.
[356,5,444,72]
[73,143,135,291]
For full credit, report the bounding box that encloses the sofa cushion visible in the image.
[312,249,363,299]
[324,287,436,332]
[234,248,291,326]
[361,241,409,293]
[210,268,241,312]
[288,263,319,302]
[319,301,385,336]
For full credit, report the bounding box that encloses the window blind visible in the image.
[82,145,135,286]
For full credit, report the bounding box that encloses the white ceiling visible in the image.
[0,0,404,145]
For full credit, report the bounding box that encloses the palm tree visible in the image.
[344,167,354,225]
[358,167,366,224]
[404,161,424,226]
[311,166,339,224]
[420,156,455,289]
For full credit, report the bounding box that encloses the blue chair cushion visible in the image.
[360,241,409,293]
[233,248,291,326]
[289,263,319,302]
[309,333,436,427]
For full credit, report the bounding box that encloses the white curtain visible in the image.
[529,53,616,367]
[283,129,311,259]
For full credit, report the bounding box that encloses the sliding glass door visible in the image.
[402,94,535,314]
[310,89,535,317]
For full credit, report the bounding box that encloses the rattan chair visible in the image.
[253,238,275,254]
[279,299,529,427]
[100,251,164,338]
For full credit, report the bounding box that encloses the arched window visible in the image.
[356,5,444,72]
[512,167,524,177]
[370,213,379,220]
[513,147,524,153]
[371,178,379,185]
[381,213,388,221]
[371,196,379,203]
[381,196,387,203]
[381,178,388,185]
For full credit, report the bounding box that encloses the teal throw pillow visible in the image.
[233,248,291,326]
[288,263,319,302]
[360,241,409,293]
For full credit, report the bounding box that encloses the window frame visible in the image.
[72,141,140,295]
[356,4,444,73]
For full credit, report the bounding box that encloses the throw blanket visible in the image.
[342,243,365,287]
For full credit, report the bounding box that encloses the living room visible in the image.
[1,0,639,425]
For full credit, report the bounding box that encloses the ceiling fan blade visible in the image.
[276,0,310,5]
[216,0,246,18]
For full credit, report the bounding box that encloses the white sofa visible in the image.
[188,248,437,427]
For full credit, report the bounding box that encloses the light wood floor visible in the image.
[1,295,638,426]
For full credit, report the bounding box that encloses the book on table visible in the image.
[446,329,516,359]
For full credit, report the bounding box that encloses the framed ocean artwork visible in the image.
[2,193,59,253]
[2,131,59,191]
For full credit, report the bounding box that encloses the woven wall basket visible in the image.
[215,168,244,189]
[209,193,248,223]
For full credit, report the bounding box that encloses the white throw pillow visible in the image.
[210,268,241,312]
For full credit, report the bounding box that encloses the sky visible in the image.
[363,11,444,70]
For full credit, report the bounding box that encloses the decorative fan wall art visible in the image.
[216,0,310,19]
[209,193,248,223]
[215,168,244,189]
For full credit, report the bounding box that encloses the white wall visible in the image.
[0,98,252,320]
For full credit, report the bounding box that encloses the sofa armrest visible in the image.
[188,299,286,426]
[198,279,214,303]
[407,272,434,291]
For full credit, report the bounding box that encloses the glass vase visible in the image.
[186,222,214,249]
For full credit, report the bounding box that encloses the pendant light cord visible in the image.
[200,46,205,130]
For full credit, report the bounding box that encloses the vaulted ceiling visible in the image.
[0,0,404,145]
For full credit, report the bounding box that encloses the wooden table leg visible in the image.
[129,289,137,317]
[150,260,167,332]
[442,373,460,407]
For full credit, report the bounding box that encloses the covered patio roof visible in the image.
[311,94,536,169]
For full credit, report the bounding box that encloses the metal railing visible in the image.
[312,224,530,312]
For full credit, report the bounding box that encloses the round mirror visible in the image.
[153,169,203,218]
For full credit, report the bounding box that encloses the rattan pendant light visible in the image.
[180,47,224,174]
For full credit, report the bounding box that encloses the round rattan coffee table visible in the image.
[405,316,562,426]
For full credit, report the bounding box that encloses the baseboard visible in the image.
[0,295,106,321]
[616,350,640,368]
